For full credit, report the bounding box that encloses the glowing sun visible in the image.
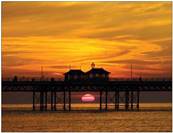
[81,94,95,102]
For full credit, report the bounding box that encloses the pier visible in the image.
[2,79,172,111]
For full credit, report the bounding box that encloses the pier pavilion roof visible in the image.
[64,69,85,75]
[86,68,110,74]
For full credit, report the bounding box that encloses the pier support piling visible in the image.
[32,89,35,111]
[137,90,140,110]
[51,91,53,111]
[45,91,47,111]
[105,88,108,111]
[68,88,71,111]
[64,89,66,111]
[40,91,44,111]
[100,90,102,111]
[115,90,119,110]
[125,91,129,111]
[54,91,57,111]
[131,91,133,110]
[43,91,46,111]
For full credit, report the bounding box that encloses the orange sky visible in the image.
[2,2,172,78]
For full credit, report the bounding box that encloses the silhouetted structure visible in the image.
[64,66,110,81]
[2,64,172,112]
[86,68,110,81]
[13,76,18,82]
[64,69,85,81]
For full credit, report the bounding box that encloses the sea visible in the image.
[2,103,172,132]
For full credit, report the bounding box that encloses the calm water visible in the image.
[2,103,172,132]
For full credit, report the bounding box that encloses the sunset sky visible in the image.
[2,2,172,78]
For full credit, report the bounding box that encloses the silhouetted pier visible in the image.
[2,79,172,111]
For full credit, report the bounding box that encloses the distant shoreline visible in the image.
[2,103,172,112]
